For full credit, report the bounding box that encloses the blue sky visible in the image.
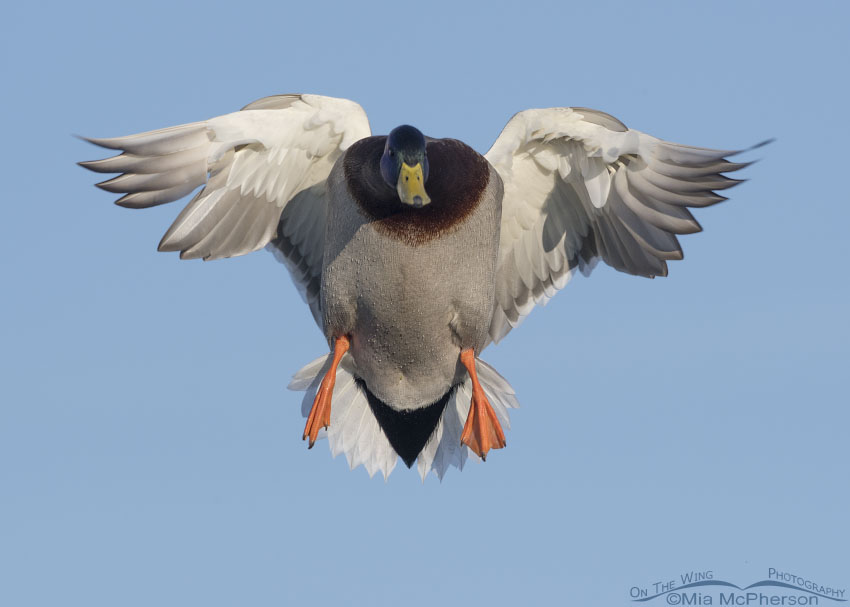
[2,1,848,605]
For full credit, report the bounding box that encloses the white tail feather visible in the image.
[289,354,520,480]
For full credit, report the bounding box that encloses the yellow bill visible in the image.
[397,162,431,208]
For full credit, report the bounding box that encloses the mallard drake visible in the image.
[80,94,759,479]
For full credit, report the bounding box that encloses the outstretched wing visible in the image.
[79,94,371,326]
[485,107,758,344]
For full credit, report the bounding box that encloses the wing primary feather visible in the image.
[94,159,207,193]
[81,123,209,155]
[79,147,209,175]
[616,171,702,235]
[649,158,752,179]
[114,182,201,209]
[628,171,728,207]
[640,169,744,193]
[611,197,684,263]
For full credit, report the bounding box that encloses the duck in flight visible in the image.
[80,94,763,479]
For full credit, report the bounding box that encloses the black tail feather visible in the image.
[359,380,453,468]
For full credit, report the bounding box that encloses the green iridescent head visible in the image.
[380,125,431,207]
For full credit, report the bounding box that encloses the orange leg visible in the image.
[303,335,350,448]
[459,348,507,461]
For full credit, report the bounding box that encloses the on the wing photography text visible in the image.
[629,568,846,605]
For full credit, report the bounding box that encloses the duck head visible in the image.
[380,125,431,208]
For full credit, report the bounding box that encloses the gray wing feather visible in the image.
[486,107,763,344]
[266,183,327,326]
[80,94,371,328]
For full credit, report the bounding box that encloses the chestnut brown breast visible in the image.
[343,136,491,246]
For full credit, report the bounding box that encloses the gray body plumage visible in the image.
[321,155,503,411]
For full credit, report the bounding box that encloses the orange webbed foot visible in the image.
[303,335,350,448]
[459,348,507,460]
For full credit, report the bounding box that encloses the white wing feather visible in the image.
[80,94,372,326]
[485,107,753,344]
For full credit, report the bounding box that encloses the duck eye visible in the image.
[389,150,394,156]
